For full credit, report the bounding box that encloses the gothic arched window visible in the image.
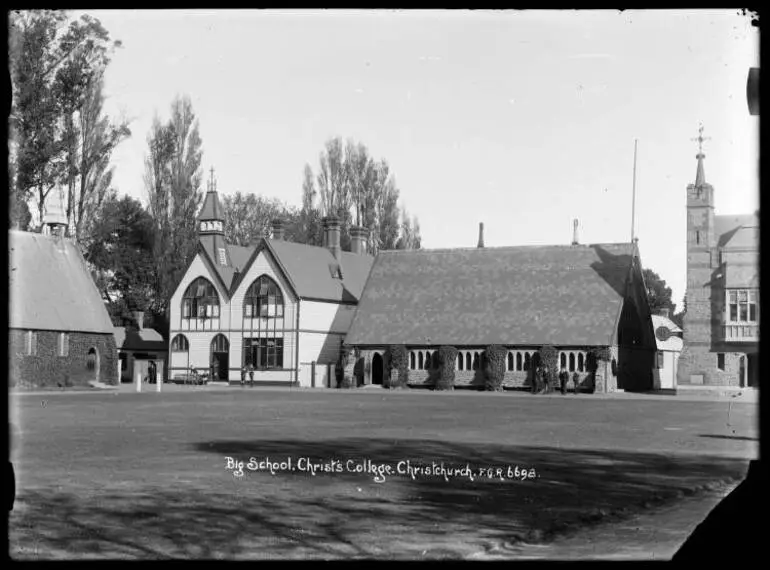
[244,275,284,318]
[182,277,220,319]
[418,352,424,369]
[171,334,189,352]
[410,352,416,370]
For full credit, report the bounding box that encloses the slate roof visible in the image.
[345,243,636,347]
[198,190,224,221]
[113,326,167,352]
[9,231,115,334]
[199,237,373,303]
[715,214,759,249]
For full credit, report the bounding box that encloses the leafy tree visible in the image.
[9,10,123,230]
[85,194,155,323]
[222,192,290,246]
[296,163,324,246]
[642,268,677,316]
[395,206,422,250]
[144,95,204,317]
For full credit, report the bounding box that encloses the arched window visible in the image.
[410,352,416,370]
[524,352,531,371]
[516,352,523,371]
[183,277,220,319]
[171,334,189,352]
[560,352,567,369]
[569,353,576,372]
[507,352,514,371]
[458,353,464,370]
[211,334,229,353]
[465,352,472,370]
[418,352,424,369]
[578,353,585,372]
[244,275,284,318]
[424,352,431,370]
[473,352,480,371]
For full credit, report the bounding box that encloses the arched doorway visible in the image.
[86,347,100,382]
[210,335,229,381]
[372,353,383,385]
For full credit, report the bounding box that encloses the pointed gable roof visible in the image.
[198,189,224,221]
[9,231,115,334]
[715,213,759,249]
[345,243,636,347]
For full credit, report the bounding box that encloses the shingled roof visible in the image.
[715,214,759,249]
[198,190,224,221]
[200,237,373,303]
[9,231,115,334]
[345,243,636,347]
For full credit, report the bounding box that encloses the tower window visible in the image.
[695,230,700,245]
[717,353,725,371]
[218,248,227,265]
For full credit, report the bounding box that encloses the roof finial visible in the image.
[208,166,216,192]
[691,124,710,186]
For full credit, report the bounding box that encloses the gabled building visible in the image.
[114,311,168,383]
[677,142,760,389]
[167,176,373,386]
[8,199,118,388]
[344,226,657,393]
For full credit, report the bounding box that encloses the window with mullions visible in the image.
[244,275,285,318]
[171,335,189,352]
[244,338,284,369]
[727,289,759,323]
[182,278,220,319]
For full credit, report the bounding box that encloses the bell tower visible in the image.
[198,167,229,266]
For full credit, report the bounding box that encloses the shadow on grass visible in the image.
[10,438,749,560]
[698,434,758,442]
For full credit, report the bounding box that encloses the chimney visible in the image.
[572,219,579,245]
[349,225,369,255]
[322,215,342,259]
[271,218,285,240]
[132,311,145,331]
[657,308,670,319]
[477,222,485,248]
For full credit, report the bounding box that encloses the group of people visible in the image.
[531,365,582,395]
[240,364,255,386]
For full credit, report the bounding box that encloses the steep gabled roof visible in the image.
[9,231,115,334]
[198,190,224,221]
[716,214,759,249]
[345,243,635,347]
[197,237,374,303]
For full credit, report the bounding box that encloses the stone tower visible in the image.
[677,126,718,386]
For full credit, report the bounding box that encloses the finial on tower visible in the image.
[691,124,710,187]
[208,166,217,192]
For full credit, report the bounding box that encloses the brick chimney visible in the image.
[477,222,485,248]
[322,216,342,259]
[132,311,145,331]
[349,225,369,255]
[271,218,285,240]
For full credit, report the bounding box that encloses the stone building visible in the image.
[8,200,118,388]
[343,225,657,393]
[167,173,373,386]
[677,137,760,389]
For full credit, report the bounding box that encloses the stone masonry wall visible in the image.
[9,329,118,388]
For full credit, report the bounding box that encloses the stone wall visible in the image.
[9,329,118,388]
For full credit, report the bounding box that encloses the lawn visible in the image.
[9,388,759,560]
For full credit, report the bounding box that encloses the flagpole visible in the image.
[631,139,638,244]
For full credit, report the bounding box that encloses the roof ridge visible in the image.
[378,242,632,254]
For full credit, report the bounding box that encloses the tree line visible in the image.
[9,10,422,335]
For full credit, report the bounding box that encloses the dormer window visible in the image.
[218,248,227,265]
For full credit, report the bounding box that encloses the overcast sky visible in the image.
[81,9,759,308]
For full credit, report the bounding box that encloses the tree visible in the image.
[672,296,686,329]
[144,95,204,318]
[9,10,123,230]
[296,163,324,246]
[221,192,289,246]
[395,206,422,250]
[643,268,677,316]
[84,194,155,324]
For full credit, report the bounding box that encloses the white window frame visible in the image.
[726,289,759,324]
[218,248,227,265]
[26,331,38,356]
[59,332,69,357]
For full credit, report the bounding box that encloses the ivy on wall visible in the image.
[385,345,409,389]
[484,345,507,391]
[436,346,458,391]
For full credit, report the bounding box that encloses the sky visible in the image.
[78,9,758,308]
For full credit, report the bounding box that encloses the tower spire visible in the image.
[691,124,711,187]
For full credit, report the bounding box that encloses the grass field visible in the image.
[9,388,758,559]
